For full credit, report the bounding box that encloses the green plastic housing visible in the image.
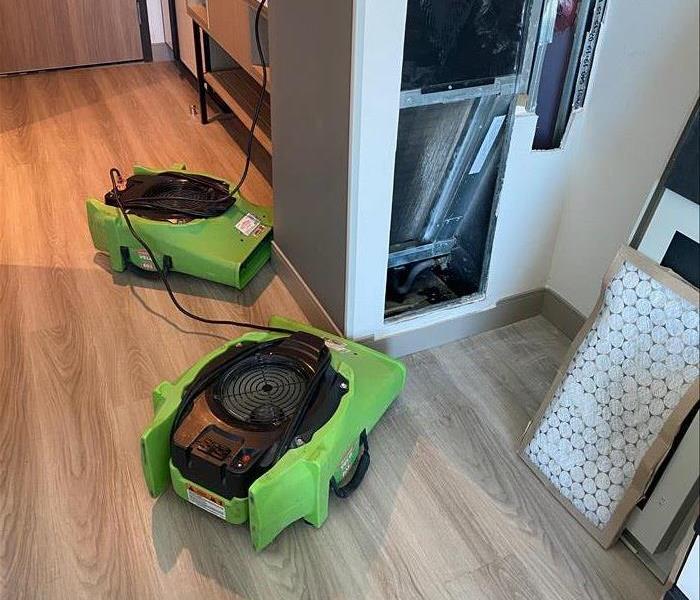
[86,165,273,289]
[140,317,406,550]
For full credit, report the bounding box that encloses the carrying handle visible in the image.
[330,430,370,499]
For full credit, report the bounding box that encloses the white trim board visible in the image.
[344,0,407,339]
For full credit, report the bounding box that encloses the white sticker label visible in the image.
[469,114,506,175]
[235,213,262,236]
[135,248,157,271]
[186,486,226,520]
[325,339,350,353]
[338,443,357,480]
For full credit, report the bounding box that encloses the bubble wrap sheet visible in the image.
[521,249,699,547]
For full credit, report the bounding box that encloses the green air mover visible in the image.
[86,165,272,289]
[140,317,405,550]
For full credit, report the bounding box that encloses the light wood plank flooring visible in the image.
[0,63,662,600]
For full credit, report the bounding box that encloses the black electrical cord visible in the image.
[228,0,268,199]
[110,170,290,335]
[112,195,231,219]
[107,0,289,336]
[112,171,234,219]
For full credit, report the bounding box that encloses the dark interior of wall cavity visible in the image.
[385,97,511,318]
[533,0,608,149]
[401,0,528,91]
[386,0,531,320]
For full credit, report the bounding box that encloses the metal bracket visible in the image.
[388,239,457,269]
[400,76,516,110]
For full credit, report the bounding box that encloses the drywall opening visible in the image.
[532,0,607,149]
[385,96,512,319]
[384,0,540,321]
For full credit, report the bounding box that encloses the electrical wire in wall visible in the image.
[106,0,287,334]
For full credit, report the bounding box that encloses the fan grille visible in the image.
[213,354,310,426]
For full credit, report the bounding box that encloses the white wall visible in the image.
[345,0,407,338]
[678,536,699,600]
[346,0,699,340]
[547,0,700,316]
[147,0,165,44]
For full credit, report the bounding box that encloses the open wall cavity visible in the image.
[531,0,608,149]
[385,0,541,320]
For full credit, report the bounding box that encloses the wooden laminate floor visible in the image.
[0,63,663,600]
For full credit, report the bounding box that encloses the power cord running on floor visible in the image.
[109,0,289,335]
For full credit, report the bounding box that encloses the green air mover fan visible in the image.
[86,165,272,289]
[140,317,406,550]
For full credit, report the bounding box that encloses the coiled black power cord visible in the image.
[110,0,290,335]
[110,171,234,219]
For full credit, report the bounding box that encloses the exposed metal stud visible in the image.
[399,76,514,109]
